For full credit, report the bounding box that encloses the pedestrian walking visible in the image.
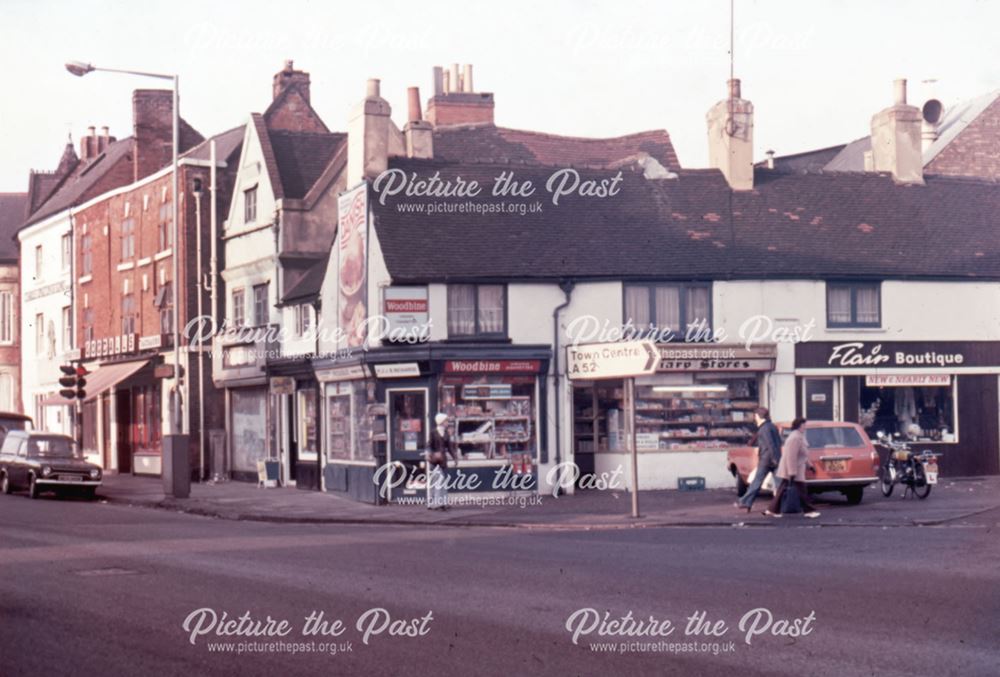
[427,413,458,510]
[735,407,782,513]
[765,418,820,518]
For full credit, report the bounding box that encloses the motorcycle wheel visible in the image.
[912,462,932,499]
[879,461,894,497]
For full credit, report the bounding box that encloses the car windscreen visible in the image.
[805,427,865,449]
[28,437,83,459]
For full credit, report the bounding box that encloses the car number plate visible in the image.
[60,475,82,482]
[823,460,847,472]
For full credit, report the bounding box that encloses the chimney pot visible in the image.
[442,70,451,94]
[366,78,381,98]
[88,125,96,136]
[765,149,775,169]
[407,87,422,122]
[450,63,460,93]
[284,59,294,71]
[432,66,444,96]
[463,64,474,93]
[894,78,907,105]
[728,79,741,99]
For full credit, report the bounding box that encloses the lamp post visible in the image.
[66,61,188,493]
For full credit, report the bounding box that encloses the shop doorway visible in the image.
[116,390,131,473]
[387,387,429,465]
[803,378,837,421]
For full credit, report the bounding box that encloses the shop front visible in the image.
[795,340,1000,476]
[315,347,550,504]
[267,359,321,491]
[571,344,777,490]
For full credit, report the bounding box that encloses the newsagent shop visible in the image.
[794,340,1000,476]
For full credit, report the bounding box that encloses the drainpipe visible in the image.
[551,279,575,495]
[193,184,204,480]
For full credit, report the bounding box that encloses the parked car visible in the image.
[727,421,880,505]
[0,412,32,448]
[0,431,101,499]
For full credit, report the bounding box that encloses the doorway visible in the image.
[116,390,132,473]
[802,377,837,421]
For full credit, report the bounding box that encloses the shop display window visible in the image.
[439,375,536,462]
[859,382,957,443]
[231,387,267,472]
[575,376,760,453]
[297,389,318,460]
[326,383,351,461]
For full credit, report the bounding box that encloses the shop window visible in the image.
[297,389,318,460]
[624,283,711,340]
[244,186,258,223]
[326,385,352,461]
[575,376,760,453]
[827,282,880,328]
[231,288,245,327]
[131,386,161,454]
[253,283,269,327]
[447,284,506,338]
[81,234,93,275]
[231,387,267,472]
[859,380,956,443]
[0,291,13,344]
[440,375,536,462]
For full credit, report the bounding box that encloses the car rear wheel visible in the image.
[0,473,10,495]
[735,472,748,498]
[28,474,39,499]
[880,462,894,497]
[843,486,864,505]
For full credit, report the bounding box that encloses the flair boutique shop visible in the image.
[794,340,1000,476]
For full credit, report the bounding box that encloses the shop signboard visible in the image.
[338,182,369,349]
[270,376,296,395]
[315,364,370,382]
[797,341,1000,372]
[656,344,777,372]
[373,363,421,378]
[444,360,542,374]
[866,374,951,387]
[383,286,430,341]
[84,333,138,359]
[566,341,659,380]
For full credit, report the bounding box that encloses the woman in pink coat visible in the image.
[765,418,820,518]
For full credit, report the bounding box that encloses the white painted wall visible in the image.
[18,210,74,432]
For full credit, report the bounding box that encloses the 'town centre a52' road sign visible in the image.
[566,340,659,380]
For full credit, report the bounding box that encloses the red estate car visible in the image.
[727,421,881,505]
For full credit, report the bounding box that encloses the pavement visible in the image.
[92,472,1000,530]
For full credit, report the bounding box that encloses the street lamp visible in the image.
[66,61,186,443]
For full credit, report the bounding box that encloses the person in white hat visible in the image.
[427,413,457,510]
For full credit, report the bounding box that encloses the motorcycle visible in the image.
[875,431,941,499]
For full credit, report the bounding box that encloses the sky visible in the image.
[1,0,998,191]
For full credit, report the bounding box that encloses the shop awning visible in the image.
[40,360,151,406]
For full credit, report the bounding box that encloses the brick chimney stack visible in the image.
[273,59,311,103]
[425,63,494,127]
[348,78,392,184]
[706,78,754,191]
[133,89,174,181]
[870,79,924,185]
[404,86,433,159]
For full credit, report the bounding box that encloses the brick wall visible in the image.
[926,96,1000,179]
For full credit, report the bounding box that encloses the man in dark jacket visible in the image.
[736,407,783,511]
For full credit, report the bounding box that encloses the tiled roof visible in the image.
[372,157,1000,282]
[432,125,681,170]
[0,193,27,260]
[182,126,245,164]
[267,130,346,200]
[23,137,135,228]
[280,256,328,304]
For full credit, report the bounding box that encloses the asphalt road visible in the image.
[0,494,997,677]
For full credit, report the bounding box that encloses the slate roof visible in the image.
[432,125,681,171]
[371,157,1000,283]
[280,256,328,304]
[0,193,27,261]
[761,144,847,174]
[250,114,346,201]
[23,136,135,228]
[183,126,245,164]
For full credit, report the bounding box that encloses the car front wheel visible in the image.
[28,474,39,499]
[0,473,10,495]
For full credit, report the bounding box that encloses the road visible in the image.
[0,494,997,676]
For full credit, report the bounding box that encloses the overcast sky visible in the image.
[1,0,998,191]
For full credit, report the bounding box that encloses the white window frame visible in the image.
[0,291,13,345]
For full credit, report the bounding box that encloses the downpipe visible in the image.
[551,279,575,497]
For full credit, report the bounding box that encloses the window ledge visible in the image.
[137,257,152,267]
[78,275,93,285]
[116,262,135,272]
[154,249,173,261]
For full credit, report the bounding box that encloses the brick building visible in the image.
[0,193,24,411]
[64,88,242,477]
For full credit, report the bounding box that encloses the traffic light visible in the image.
[58,364,88,400]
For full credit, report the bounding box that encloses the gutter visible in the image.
[551,279,575,495]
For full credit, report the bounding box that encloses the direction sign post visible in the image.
[566,340,660,518]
